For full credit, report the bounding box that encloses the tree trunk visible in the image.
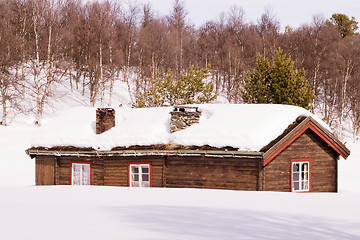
[99,38,104,106]
[108,45,114,106]
[311,57,320,112]
[33,9,42,125]
[1,86,7,126]
[339,61,352,140]
[18,0,27,96]
[124,40,134,104]
[151,52,156,79]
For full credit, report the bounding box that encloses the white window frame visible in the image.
[71,162,91,185]
[129,163,151,187]
[291,160,310,192]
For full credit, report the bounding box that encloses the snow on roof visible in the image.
[31,104,328,151]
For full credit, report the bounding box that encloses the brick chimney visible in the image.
[96,108,115,134]
[170,106,202,133]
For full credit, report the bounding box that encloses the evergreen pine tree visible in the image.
[241,48,314,109]
[135,65,217,107]
[327,13,359,38]
[242,54,271,104]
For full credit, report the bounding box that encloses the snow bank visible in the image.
[1,186,360,240]
[339,142,360,192]
[31,104,327,151]
[0,125,36,186]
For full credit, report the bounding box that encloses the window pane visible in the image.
[133,181,139,187]
[293,173,299,181]
[293,163,299,172]
[142,167,149,173]
[73,171,80,185]
[73,164,80,185]
[132,166,139,173]
[83,170,90,185]
[74,164,80,172]
[83,164,90,172]
[302,181,309,190]
[142,181,150,187]
[304,172,308,180]
[293,182,299,191]
[142,174,149,182]
[302,163,308,172]
[133,174,139,182]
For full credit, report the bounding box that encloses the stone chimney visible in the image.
[96,108,115,134]
[170,106,202,133]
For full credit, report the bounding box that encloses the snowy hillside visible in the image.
[0,78,360,239]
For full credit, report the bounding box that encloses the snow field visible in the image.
[1,186,360,240]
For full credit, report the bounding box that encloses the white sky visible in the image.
[137,0,360,30]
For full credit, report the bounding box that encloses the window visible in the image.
[129,163,151,187]
[291,160,310,192]
[71,162,91,185]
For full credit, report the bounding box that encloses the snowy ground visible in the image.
[1,186,360,240]
[0,79,360,239]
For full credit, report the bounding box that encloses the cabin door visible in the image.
[35,157,55,185]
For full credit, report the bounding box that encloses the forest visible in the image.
[0,0,359,141]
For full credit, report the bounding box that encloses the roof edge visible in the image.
[26,148,263,158]
[263,116,350,166]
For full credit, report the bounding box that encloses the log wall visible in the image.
[45,156,164,187]
[54,157,105,185]
[103,156,164,187]
[165,156,261,190]
[35,154,261,191]
[261,129,339,192]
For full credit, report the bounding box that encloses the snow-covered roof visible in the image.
[31,104,328,151]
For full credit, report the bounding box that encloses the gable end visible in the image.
[263,117,350,166]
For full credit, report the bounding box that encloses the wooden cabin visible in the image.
[27,105,350,192]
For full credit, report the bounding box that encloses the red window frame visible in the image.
[290,159,311,192]
[128,162,152,187]
[70,161,92,185]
